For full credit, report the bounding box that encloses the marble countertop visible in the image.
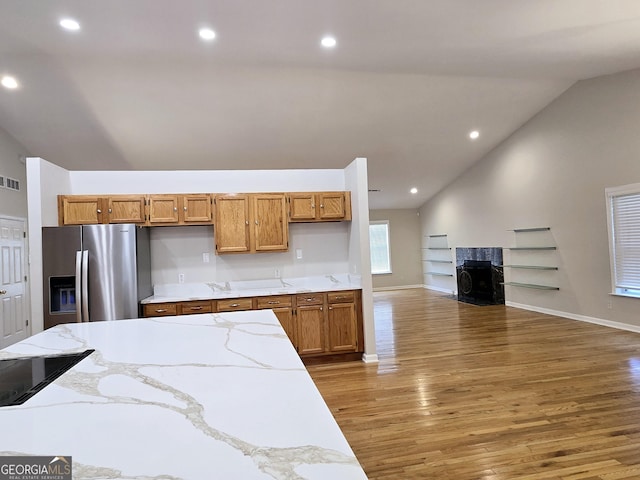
[142,274,362,304]
[0,311,367,479]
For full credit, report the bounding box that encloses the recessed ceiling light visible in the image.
[321,36,337,48]
[59,18,80,31]
[469,130,480,140]
[1,76,19,90]
[199,28,216,41]
[410,187,418,194]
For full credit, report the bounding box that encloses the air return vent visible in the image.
[1,176,20,192]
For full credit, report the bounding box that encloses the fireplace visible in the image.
[456,248,504,305]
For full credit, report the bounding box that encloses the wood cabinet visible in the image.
[256,295,296,345]
[142,289,362,362]
[327,291,358,353]
[214,193,288,254]
[107,196,146,224]
[59,195,147,225]
[295,293,326,355]
[288,192,351,222]
[148,194,213,225]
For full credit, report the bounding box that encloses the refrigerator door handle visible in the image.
[75,251,83,323]
[81,250,89,322]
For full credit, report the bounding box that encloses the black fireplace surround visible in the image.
[456,248,505,306]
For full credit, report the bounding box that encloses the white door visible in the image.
[0,217,29,348]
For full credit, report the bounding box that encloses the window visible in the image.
[606,183,640,298]
[370,220,391,274]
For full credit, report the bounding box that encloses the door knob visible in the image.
[0,290,6,295]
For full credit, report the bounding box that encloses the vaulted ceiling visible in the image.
[2,1,640,208]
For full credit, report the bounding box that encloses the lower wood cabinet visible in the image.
[142,289,363,361]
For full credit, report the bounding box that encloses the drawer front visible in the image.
[327,291,355,304]
[143,303,178,317]
[296,293,324,306]
[217,298,253,312]
[180,301,213,315]
[256,295,292,309]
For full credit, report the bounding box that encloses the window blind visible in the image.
[611,192,640,292]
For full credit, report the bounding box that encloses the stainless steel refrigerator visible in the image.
[42,224,152,329]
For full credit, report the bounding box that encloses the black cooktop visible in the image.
[0,349,95,407]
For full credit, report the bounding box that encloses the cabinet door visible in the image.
[143,303,178,317]
[148,195,180,224]
[107,196,146,224]
[271,307,297,347]
[215,195,251,253]
[180,300,213,315]
[318,192,346,220]
[327,302,358,352]
[60,196,105,225]
[252,194,288,252]
[182,194,212,223]
[288,193,317,221]
[296,305,325,355]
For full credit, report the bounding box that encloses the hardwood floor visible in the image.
[306,288,640,480]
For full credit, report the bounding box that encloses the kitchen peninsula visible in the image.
[0,310,368,479]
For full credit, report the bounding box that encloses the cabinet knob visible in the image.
[97,209,102,214]
[320,204,324,208]
[245,221,249,225]
[183,206,187,211]
[173,207,178,212]
[255,220,259,225]
[311,204,315,208]
[329,306,333,310]
[108,208,112,213]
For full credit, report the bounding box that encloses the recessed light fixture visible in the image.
[410,187,418,194]
[321,36,337,48]
[59,18,81,31]
[198,28,216,41]
[1,76,19,90]
[469,130,480,140]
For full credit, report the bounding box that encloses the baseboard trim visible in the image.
[505,301,640,334]
[362,353,379,364]
[424,284,457,295]
[373,284,424,292]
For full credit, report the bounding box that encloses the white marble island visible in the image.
[0,311,367,479]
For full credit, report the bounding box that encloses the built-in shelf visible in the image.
[501,282,559,290]
[427,247,452,250]
[428,234,448,238]
[427,272,454,277]
[508,227,551,233]
[427,259,453,264]
[505,227,559,291]
[500,265,558,270]
[423,234,454,283]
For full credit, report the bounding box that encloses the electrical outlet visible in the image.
[203,252,210,263]
[296,248,302,259]
[607,300,613,309]
[178,273,185,284]
[274,269,280,278]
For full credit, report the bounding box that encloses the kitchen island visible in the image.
[0,311,367,479]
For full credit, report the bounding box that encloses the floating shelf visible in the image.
[427,259,453,264]
[427,272,454,277]
[508,227,551,233]
[507,246,556,251]
[501,282,559,290]
[427,247,452,250]
[428,234,448,238]
[500,265,558,270]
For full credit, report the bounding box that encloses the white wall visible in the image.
[0,127,28,218]
[419,67,640,331]
[369,209,423,290]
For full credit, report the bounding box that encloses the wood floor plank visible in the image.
[307,289,640,479]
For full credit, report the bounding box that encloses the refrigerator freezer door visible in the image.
[81,250,89,322]
[75,250,82,323]
[42,226,83,329]
[82,224,140,321]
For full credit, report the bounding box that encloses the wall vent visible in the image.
[0,176,4,188]
[2,176,20,192]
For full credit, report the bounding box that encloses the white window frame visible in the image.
[369,220,392,275]
[606,182,640,299]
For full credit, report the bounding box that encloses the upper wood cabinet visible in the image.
[59,195,146,225]
[214,194,251,253]
[288,192,351,222]
[59,196,104,225]
[214,193,288,254]
[147,194,214,226]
